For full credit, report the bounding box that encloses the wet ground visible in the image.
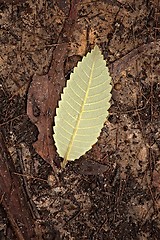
[0,0,160,239]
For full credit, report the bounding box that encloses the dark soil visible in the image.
[0,0,160,239]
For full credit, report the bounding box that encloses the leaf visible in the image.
[53,45,112,168]
[27,45,67,169]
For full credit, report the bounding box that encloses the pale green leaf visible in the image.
[53,45,112,167]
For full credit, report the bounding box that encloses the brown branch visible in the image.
[0,131,38,240]
[27,0,80,169]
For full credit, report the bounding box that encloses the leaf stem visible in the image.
[61,157,68,168]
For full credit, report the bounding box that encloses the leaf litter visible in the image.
[1,0,160,239]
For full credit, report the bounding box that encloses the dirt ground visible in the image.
[0,0,160,239]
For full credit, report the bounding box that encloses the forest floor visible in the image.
[0,0,160,239]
